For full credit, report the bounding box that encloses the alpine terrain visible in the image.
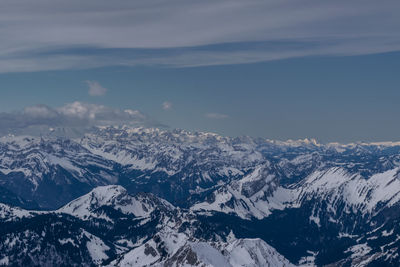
[0,126,400,266]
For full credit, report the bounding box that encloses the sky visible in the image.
[0,0,400,143]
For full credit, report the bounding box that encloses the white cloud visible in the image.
[0,0,399,71]
[0,102,160,136]
[162,101,172,110]
[86,80,107,96]
[205,113,229,119]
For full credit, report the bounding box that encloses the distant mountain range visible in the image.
[0,126,400,266]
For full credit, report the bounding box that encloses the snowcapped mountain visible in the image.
[0,135,117,209]
[114,227,294,267]
[191,164,293,219]
[1,126,400,265]
[2,126,399,210]
[0,185,294,267]
[191,165,400,265]
[0,127,264,209]
[58,185,174,221]
[192,166,400,220]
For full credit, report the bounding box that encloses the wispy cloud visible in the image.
[205,113,229,119]
[0,102,161,136]
[162,101,172,110]
[0,0,399,72]
[86,80,107,96]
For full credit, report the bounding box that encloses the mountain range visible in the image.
[0,126,400,266]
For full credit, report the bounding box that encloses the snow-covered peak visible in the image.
[0,203,37,221]
[115,225,295,267]
[298,167,400,215]
[224,238,295,267]
[58,185,173,221]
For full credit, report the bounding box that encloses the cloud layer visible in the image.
[0,102,159,136]
[0,0,400,72]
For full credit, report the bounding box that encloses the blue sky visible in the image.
[0,0,400,142]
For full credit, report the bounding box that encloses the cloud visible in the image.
[205,113,229,119]
[24,105,58,119]
[86,80,107,96]
[0,0,399,71]
[0,102,161,136]
[162,101,172,110]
